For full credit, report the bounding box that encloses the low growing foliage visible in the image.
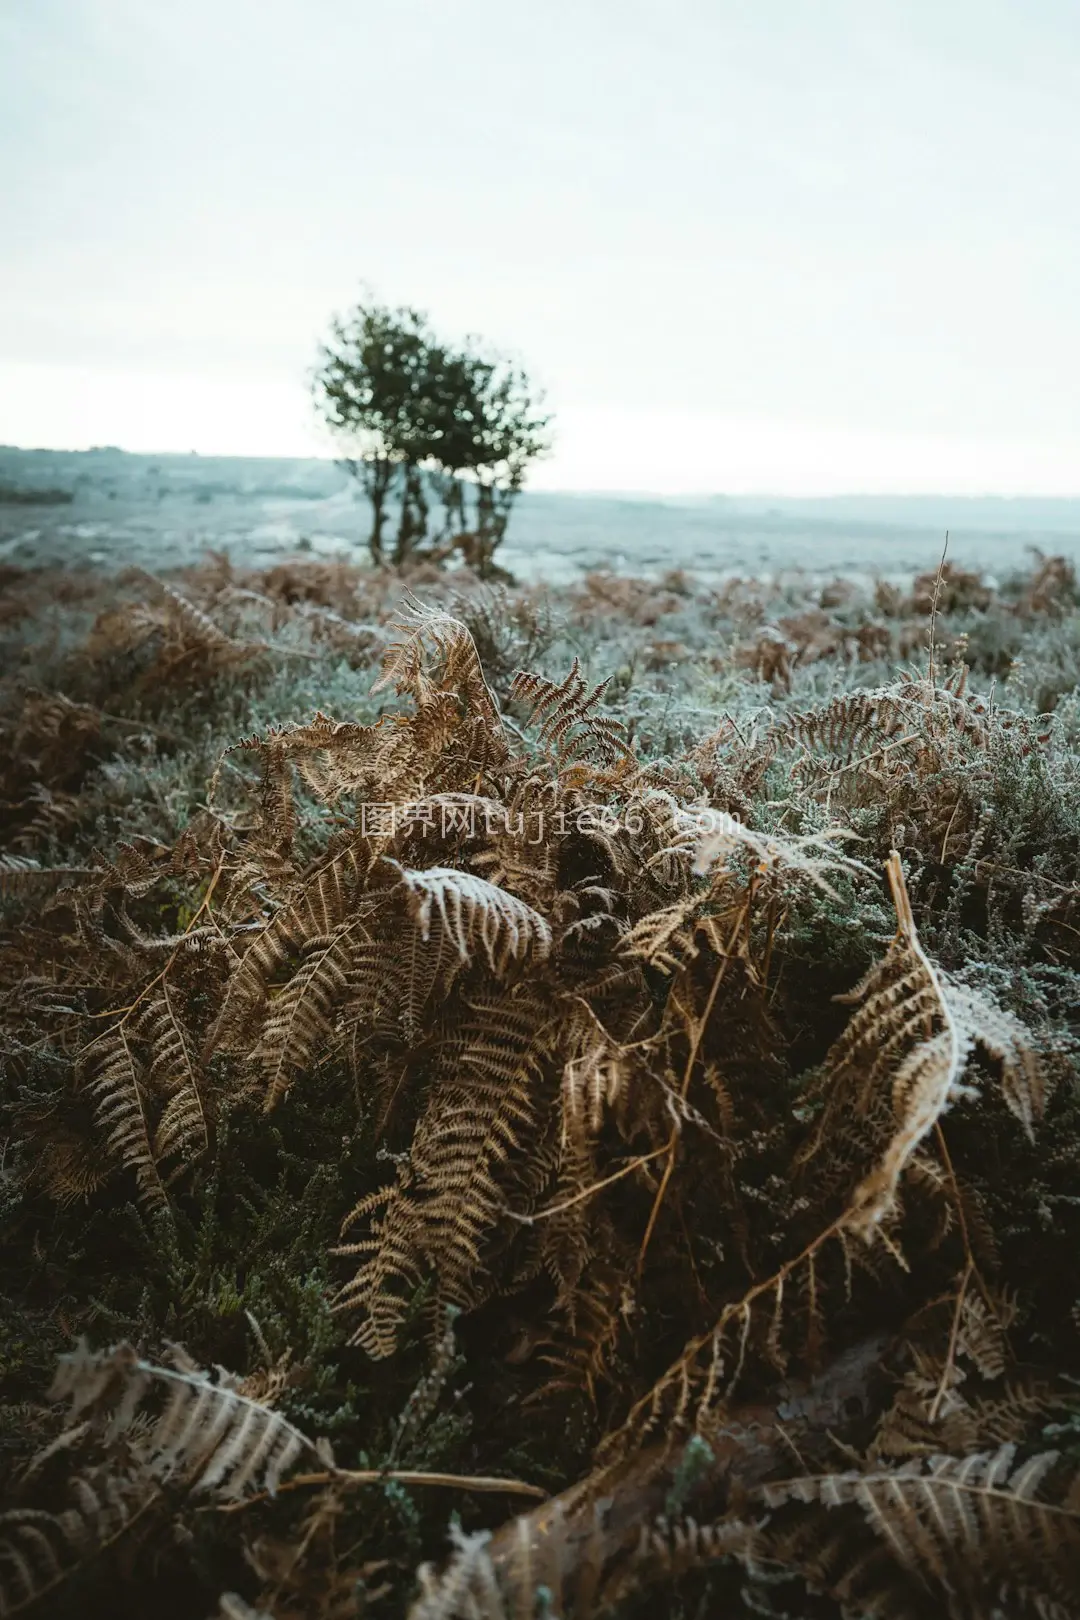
[1,551,1079,1617]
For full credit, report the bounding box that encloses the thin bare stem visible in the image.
[930,1259,974,1424]
[216,1465,547,1514]
[507,1145,670,1226]
[927,529,949,689]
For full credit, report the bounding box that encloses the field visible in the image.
[2,517,1080,1618]
[5,445,1080,582]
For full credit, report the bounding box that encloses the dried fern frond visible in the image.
[596,1513,759,1612]
[374,596,502,728]
[392,864,553,977]
[0,856,92,896]
[764,1444,1080,1614]
[253,918,376,1110]
[692,815,863,896]
[944,979,1047,1138]
[334,985,560,1357]
[49,1340,322,1501]
[135,983,210,1166]
[79,1026,166,1208]
[622,805,860,974]
[875,1352,1061,1461]
[779,685,913,766]
[531,1023,632,1353]
[510,658,633,765]
[0,1344,324,1616]
[410,1525,506,1620]
[206,841,371,1059]
[133,569,266,663]
[802,852,1045,1233]
[224,711,398,818]
[0,1465,156,1619]
[211,853,554,1111]
[410,1513,752,1620]
[130,569,238,647]
[621,893,702,973]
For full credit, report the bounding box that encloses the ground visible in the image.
[1,496,1079,1619]
[4,445,1080,583]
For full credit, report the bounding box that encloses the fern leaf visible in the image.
[374,597,502,728]
[206,843,368,1056]
[137,984,209,1164]
[81,1027,166,1207]
[804,853,1044,1233]
[132,568,251,659]
[510,659,632,764]
[947,981,1046,1138]
[0,1468,154,1618]
[0,856,92,896]
[410,1524,505,1620]
[764,1445,1080,1610]
[49,1341,321,1502]
[394,865,553,977]
[254,922,367,1109]
[335,988,558,1357]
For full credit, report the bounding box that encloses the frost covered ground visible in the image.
[3,445,1079,586]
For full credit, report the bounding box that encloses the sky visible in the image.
[1,0,1079,494]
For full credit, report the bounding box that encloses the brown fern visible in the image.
[801,852,1044,1233]
[509,658,633,766]
[79,1026,166,1208]
[334,984,559,1355]
[49,1339,323,1500]
[0,1464,158,1618]
[764,1445,1080,1615]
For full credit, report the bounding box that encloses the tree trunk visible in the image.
[351,455,395,565]
[393,463,430,566]
[473,482,516,578]
[368,496,385,562]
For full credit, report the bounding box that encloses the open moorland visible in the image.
[2,540,1080,1618]
[5,446,1080,583]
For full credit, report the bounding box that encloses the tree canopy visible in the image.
[313,298,551,574]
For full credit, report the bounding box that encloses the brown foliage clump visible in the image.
[1,552,1079,1618]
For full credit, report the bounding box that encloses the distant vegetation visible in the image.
[313,297,551,575]
[0,480,72,505]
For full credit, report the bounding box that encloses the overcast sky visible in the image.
[2,0,1078,493]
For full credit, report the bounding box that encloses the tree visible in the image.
[312,301,435,563]
[456,350,552,573]
[312,297,551,574]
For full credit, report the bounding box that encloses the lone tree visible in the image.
[313,297,550,574]
[454,349,552,568]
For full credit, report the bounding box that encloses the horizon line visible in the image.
[4,442,1080,504]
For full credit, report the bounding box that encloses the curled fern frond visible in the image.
[374,596,502,728]
[802,853,1045,1233]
